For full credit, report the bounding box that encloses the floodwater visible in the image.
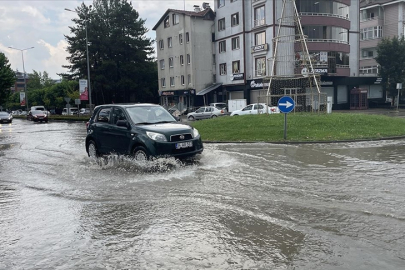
[0,119,404,270]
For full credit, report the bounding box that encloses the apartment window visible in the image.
[170,77,175,86]
[232,37,240,50]
[173,14,179,25]
[218,0,225,8]
[180,55,184,65]
[232,61,240,73]
[159,39,164,50]
[181,75,185,85]
[161,78,166,87]
[179,33,183,44]
[188,74,191,85]
[168,37,172,48]
[231,13,239,26]
[361,26,383,40]
[362,49,375,59]
[255,31,266,45]
[255,57,266,77]
[218,18,225,31]
[186,32,190,43]
[169,57,174,68]
[159,59,165,69]
[231,0,238,2]
[219,40,226,53]
[187,54,191,64]
[219,63,227,75]
[254,6,265,27]
[164,16,170,28]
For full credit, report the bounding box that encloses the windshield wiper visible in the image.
[153,121,175,124]
[135,122,154,125]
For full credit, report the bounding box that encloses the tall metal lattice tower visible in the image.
[262,0,324,112]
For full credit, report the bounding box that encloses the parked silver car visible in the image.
[187,106,225,121]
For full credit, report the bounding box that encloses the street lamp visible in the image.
[65,7,93,112]
[8,46,34,112]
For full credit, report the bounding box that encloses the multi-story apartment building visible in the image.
[10,71,30,93]
[212,0,362,109]
[153,4,216,112]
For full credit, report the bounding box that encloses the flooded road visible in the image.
[0,119,404,269]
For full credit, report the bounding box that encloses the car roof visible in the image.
[95,103,159,109]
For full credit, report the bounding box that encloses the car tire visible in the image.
[133,146,149,161]
[188,115,195,121]
[87,140,99,158]
[211,115,217,118]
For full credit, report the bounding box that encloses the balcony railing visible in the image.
[307,39,349,44]
[254,19,265,27]
[300,12,349,20]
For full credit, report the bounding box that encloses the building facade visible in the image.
[153,5,216,113]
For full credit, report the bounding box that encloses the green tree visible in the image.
[0,53,16,106]
[63,0,157,105]
[27,70,55,91]
[375,36,405,103]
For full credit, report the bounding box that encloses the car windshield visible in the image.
[32,110,45,115]
[126,106,176,124]
[0,112,9,116]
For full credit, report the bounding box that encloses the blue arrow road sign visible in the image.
[278,96,295,113]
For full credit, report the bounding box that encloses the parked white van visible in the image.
[62,107,79,115]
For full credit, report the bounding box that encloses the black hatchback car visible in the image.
[85,104,204,161]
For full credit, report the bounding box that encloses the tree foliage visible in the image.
[0,53,16,106]
[63,0,159,105]
[375,36,405,99]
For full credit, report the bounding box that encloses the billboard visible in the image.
[79,79,88,101]
[20,92,26,106]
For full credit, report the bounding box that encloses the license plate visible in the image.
[175,141,193,149]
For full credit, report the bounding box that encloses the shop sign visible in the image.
[249,80,269,89]
[251,43,268,53]
[374,77,382,84]
[231,73,244,81]
[161,91,175,96]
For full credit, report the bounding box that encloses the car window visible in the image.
[243,105,253,111]
[258,104,264,109]
[207,107,212,112]
[112,108,127,124]
[196,107,205,113]
[97,108,111,123]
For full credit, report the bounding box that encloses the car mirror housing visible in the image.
[116,120,130,128]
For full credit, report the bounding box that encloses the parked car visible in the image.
[187,106,225,121]
[62,107,79,115]
[230,103,280,116]
[209,102,228,113]
[0,111,13,123]
[79,108,91,115]
[85,103,204,161]
[27,110,49,122]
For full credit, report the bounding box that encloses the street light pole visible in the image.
[65,7,92,112]
[8,46,34,112]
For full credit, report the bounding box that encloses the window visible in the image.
[219,40,226,53]
[362,49,375,59]
[231,0,237,2]
[232,37,240,50]
[255,57,266,76]
[170,77,175,86]
[97,108,111,123]
[231,13,239,26]
[179,33,183,44]
[361,26,383,40]
[173,14,179,25]
[159,59,165,69]
[169,57,174,68]
[159,39,164,50]
[164,16,170,28]
[168,37,172,48]
[218,18,225,31]
[255,31,266,45]
[187,54,191,64]
[232,61,240,73]
[219,63,227,75]
[112,108,127,124]
[254,6,265,27]
[218,0,225,8]
[180,55,184,65]
[161,78,166,87]
[186,32,190,43]
[181,75,185,85]
[188,74,191,85]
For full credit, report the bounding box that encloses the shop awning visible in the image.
[196,83,222,96]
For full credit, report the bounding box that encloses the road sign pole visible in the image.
[284,113,287,140]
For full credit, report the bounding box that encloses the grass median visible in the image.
[189,113,405,142]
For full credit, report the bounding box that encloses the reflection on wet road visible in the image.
[0,119,404,269]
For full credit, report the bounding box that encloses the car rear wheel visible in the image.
[87,140,99,158]
[133,146,149,162]
[211,115,217,118]
[188,115,195,121]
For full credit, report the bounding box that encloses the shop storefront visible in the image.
[159,89,195,113]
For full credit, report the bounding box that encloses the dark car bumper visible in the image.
[0,119,11,123]
[144,138,204,159]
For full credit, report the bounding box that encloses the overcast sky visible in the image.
[0,0,214,79]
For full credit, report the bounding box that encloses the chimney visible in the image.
[202,2,210,9]
[193,5,201,12]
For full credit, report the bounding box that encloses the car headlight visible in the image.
[192,128,200,138]
[146,131,167,142]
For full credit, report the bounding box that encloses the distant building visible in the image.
[153,4,216,112]
[10,71,30,93]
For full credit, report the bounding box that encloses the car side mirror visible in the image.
[117,120,130,128]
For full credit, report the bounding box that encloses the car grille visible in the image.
[170,133,193,142]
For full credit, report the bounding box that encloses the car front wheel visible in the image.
[133,146,149,162]
[87,140,99,158]
[188,115,195,121]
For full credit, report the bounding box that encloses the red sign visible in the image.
[80,87,89,101]
[21,98,26,106]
